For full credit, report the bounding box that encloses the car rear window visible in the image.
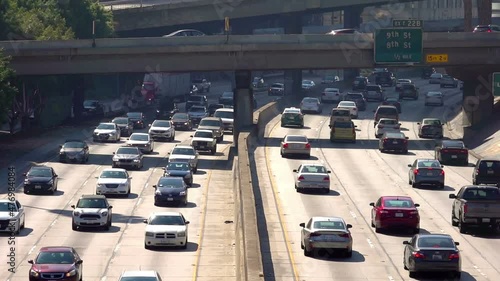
[286,136,307,142]
[331,110,350,116]
[479,160,500,170]
[377,108,397,115]
[384,199,413,207]
[417,160,441,168]
[313,221,345,229]
[417,237,455,248]
[462,188,500,200]
[333,122,353,128]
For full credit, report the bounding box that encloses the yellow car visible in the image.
[330,121,356,143]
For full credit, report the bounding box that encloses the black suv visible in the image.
[112,117,133,137]
[352,76,369,90]
[156,97,178,120]
[473,158,500,186]
[398,84,419,100]
[374,71,396,87]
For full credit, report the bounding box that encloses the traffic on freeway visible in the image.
[257,72,500,280]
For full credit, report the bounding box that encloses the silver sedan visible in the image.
[280,135,311,158]
[293,164,331,193]
[408,159,445,189]
[300,216,353,258]
[424,92,444,106]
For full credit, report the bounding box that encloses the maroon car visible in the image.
[29,246,83,281]
[370,196,420,234]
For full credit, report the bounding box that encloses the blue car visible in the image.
[408,159,445,189]
[153,177,188,206]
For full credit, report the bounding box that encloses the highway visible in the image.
[256,77,500,280]
[0,78,281,281]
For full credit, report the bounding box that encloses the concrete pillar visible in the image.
[462,79,494,128]
[343,6,363,82]
[71,75,85,121]
[282,12,303,97]
[233,70,253,142]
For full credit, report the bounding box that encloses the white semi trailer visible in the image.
[142,73,192,102]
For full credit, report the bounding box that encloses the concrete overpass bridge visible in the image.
[1,32,496,131]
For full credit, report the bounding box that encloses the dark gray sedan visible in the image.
[163,162,193,186]
[112,147,144,170]
[403,234,461,279]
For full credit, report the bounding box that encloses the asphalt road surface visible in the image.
[256,77,500,281]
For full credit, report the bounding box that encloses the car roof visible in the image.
[422,118,440,121]
[324,88,340,91]
[201,117,221,121]
[416,159,439,162]
[39,246,74,252]
[30,166,52,170]
[120,271,159,277]
[195,129,213,133]
[285,134,308,139]
[130,133,149,136]
[101,168,127,172]
[426,91,442,95]
[215,108,233,112]
[99,122,115,125]
[416,234,453,239]
[271,82,284,85]
[381,196,413,201]
[80,194,107,199]
[150,211,183,217]
[173,145,195,149]
[312,216,345,222]
[377,105,397,109]
[379,118,397,121]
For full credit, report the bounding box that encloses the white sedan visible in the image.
[375,118,401,138]
[127,133,154,153]
[0,199,26,235]
[293,164,331,193]
[337,101,358,118]
[300,97,322,113]
[429,73,443,84]
[321,88,341,103]
[425,91,444,106]
[96,168,131,196]
[144,212,189,249]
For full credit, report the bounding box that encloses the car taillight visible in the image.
[305,143,311,149]
[338,233,350,238]
[298,176,305,180]
[442,149,449,153]
[440,170,445,176]
[488,29,492,32]
[414,169,419,175]
[463,203,468,214]
[403,139,408,143]
[412,252,425,259]
[310,232,321,237]
[283,143,289,148]
[323,177,330,181]
[409,210,418,215]
[449,253,460,259]
[460,149,468,154]
[383,138,388,142]
[380,210,389,214]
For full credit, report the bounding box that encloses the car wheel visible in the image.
[451,213,459,226]
[181,237,188,249]
[211,148,216,155]
[193,167,198,173]
[408,178,412,185]
[323,188,329,194]
[144,243,151,250]
[413,228,420,234]
[439,183,445,189]
[412,180,418,188]
[375,226,382,233]
[409,271,417,278]
[402,150,408,154]
[459,219,467,234]
[127,186,131,195]
[105,219,111,231]
[112,164,116,168]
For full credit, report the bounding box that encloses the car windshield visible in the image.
[189,107,205,112]
[423,119,441,125]
[199,120,220,127]
[130,134,149,141]
[100,170,127,179]
[384,199,413,207]
[417,237,455,248]
[417,160,441,168]
[127,113,142,119]
[302,98,318,103]
[283,113,300,118]
[333,122,353,128]
[313,220,345,230]
[462,188,500,200]
[77,199,107,208]
[120,277,157,281]
[83,100,98,107]
[271,83,283,88]
[194,131,213,138]
[36,252,74,264]
[301,165,327,173]
[221,92,233,98]
[173,113,188,120]
[443,141,464,148]
[188,96,203,102]
[152,120,171,128]
[0,202,16,212]
[113,118,128,124]
[149,215,185,225]
[97,124,115,130]
[286,136,307,142]
[172,147,195,155]
[157,178,184,188]
[116,147,140,155]
[63,142,85,148]
[28,168,52,177]
[214,111,233,119]
[386,98,398,102]
[166,163,190,170]
[339,101,355,107]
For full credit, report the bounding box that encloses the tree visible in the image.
[0,52,18,126]
[58,0,114,39]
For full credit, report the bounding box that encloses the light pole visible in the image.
[92,20,96,48]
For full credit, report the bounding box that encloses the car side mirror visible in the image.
[354,125,357,128]
[403,241,410,245]
[59,145,62,148]
[185,221,190,224]
[405,137,409,140]
[417,122,421,125]
[293,170,297,172]
[398,123,401,125]
[162,167,166,170]
[454,242,460,246]
[441,165,444,168]
[190,135,193,137]
[54,174,58,177]
[126,138,129,140]
[346,224,352,228]
[415,204,420,207]
[28,260,34,264]
[108,206,113,209]
[408,164,412,167]
[167,152,170,154]
[299,223,305,228]
[449,194,456,199]
[71,205,75,209]
[369,202,375,206]
[112,152,115,154]
[153,185,157,188]
[148,124,151,127]
[76,260,83,265]
[327,171,331,173]
[143,219,148,223]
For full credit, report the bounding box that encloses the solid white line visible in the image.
[28,246,36,255]
[83,180,88,186]
[50,219,57,227]
[440,229,445,233]
[366,238,375,248]
[135,198,143,207]
[349,211,357,218]
[388,276,395,281]
[100,277,107,281]
[144,183,149,189]
[113,243,121,253]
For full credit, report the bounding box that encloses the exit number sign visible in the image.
[392,19,423,28]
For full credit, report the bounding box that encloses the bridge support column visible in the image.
[282,12,303,97]
[343,6,363,82]
[462,78,494,128]
[71,75,85,121]
[233,70,254,144]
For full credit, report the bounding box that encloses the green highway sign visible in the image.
[374,28,423,64]
[493,72,500,96]
[392,19,423,28]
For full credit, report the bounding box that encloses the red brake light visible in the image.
[440,170,445,176]
[442,149,449,153]
[298,176,305,180]
[283,143,289,148]
[463,203,468,214]
[488,29,492,32]
[412,252,425,259]
[323,177,330,181]
[310,232,321,237]
[383,138,388,142]
[403,139,408,143]
[338,233,350,238]
[449,253,460,259]
[305,143,311,149]
[414,169,419,175]
[460,149,468,154]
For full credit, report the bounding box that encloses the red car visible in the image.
[370,196,420,234]
[29,246,83,281]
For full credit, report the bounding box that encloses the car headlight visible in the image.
[97,184,105,188]
[156,110,160,113]
[109,132,115,135]
[145,232,154,237]
[179,191,186,196]
[133,159,140,162]
[24,179,30,184]
[48,179,54,185]
[30,269,39,277]
[65,269,76,277]
[177,231,186,237]
[60,151,65,155]
[119,184,127,187]
[101,211,108,216]
[73,211,81,216]
[184,122,188,125]
[155,190,162,195]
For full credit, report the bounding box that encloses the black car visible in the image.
[23,166,58,194]
[208,104,224,116]
[112,117,133,137]
[218,91,234,107]
[343,92,366,111]
[421,67,436,79]
[352,76,369,90]
[398,84,419,100]
[171,113,193,130]
[59,140,89,163]
[126,112,146,129]
[83,100,104,117]
[403,234,461,279]
[379,132,408,154]
[435,140,468,166]
[374,71,396,87]
[153,177,188,206]
[472,158,500,185]
[156,97,178,120]
[163,162,193,186]
[186,95,208,111]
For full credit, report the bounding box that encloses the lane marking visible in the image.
[135,197,143,207]
[50,219,57,227]
[366,238,375,249]
[388,276,395,281]
[349,211,357,219]
[473,265,488,278]
[83,180,88,186]
[113,243,121,253]
[101,277,107,281]
[28,246,36,255]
